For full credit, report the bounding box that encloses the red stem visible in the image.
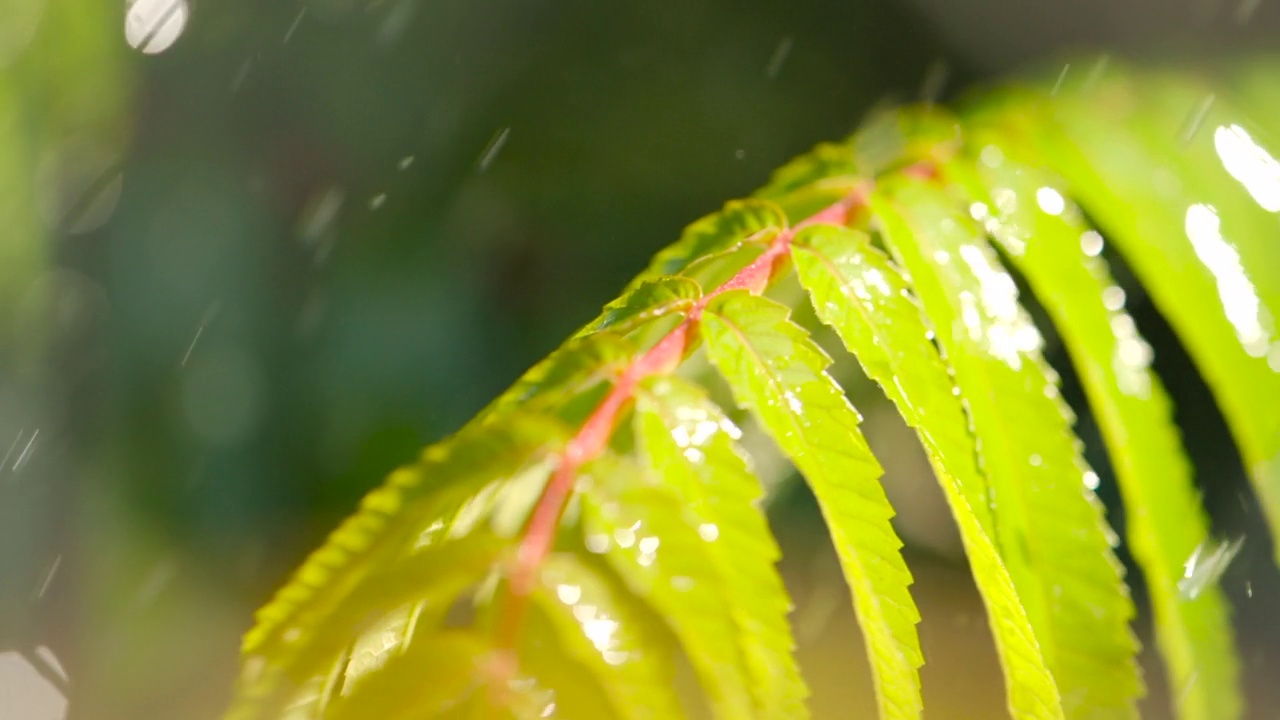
[494,187,868,656]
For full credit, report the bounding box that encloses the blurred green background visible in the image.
[1,1,1278,718]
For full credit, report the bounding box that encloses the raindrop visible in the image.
[992,187,1017,214]
[34,555,61,600]
[36,140,124,235]
[637,536,659,554]
[556,584,581,605]
[11,428,38,473]
[698,523,719,542]
[282,7,306,43]
[1082,56,1111,91]
[919,60,949,104]
[584,533,610,554]
[181,344,266,446]
[1050,63,1071,96]
[932,249,950,264]
[297,185,344,263]
[1110,313,1137,337]
[125,0,189,55]
[231,57,253,92]
[1117,337,1152,367]
[476,127,510,173]
[579,608,620,652]
[783,391,803,414]
[980,145,1004,169]
[134,559,178,608]
[369,193,387,211]
[0,432,23,473]
[398,155,415,171]
[1028,453,1042,467]
[376,0,416,46]
[181,302,220,367]
[1101,286,1126,312]
[1236,0,1262,23]
[602,651,628,666]
[670,576,694,592]
[1080,231,1105,257]
[765,36,793,79]
[1245,581,1253,598]
[613,525,637,549]
[968,202,989,221]
[1035,187,1066,216]
[734,149,746,160]
[1179,536,1244,599]
[1179,94,1216,146]
[1083,471,1100,490]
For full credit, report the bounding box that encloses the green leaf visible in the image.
[870,177,1141,719]
[628,200,788,291]
[699,290,923,720]
[577,453,756,719]
[790,224,1062,719]
[484,333,636,421]
[1026,64,1280,565]
[326,630,546,720]
[229,414,567,719]
[756,141,859,200]
[634,375,808,719]
[529,553,684,720]
[943,139,1241,720]
[754,141,863,221]
[333,535,507,700]
[578,276,703,338]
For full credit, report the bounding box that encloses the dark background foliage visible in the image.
[3,1,1279,718]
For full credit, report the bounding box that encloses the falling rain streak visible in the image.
[476,127,511,173]
[1178,537,1244,599]
[765,37,793,79]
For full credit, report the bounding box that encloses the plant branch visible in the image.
[491,184,870,666]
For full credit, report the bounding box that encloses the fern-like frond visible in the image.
[791,223,1061,719]
[871,176,1142,717]
[941,131,1241,720]
[226,58,1280,720]
[701,290,924,720]
[527,552,684,719]
[634,374,809,718]
[1018,64,1280,564]
[227,414,567,719]
[577,452,758,719]
[630,200,790,291]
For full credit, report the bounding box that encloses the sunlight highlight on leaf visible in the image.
[578,453,757,719]
[635,375,808,718]
[530,553,683,719]
[944,135,1241,720]
[872,176,1141,719]
[791,223,1062,719]
[1039,63,1280,566]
